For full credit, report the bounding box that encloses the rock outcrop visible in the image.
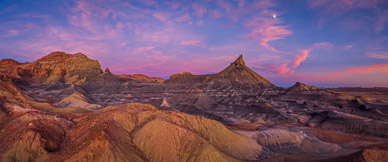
[1,52,102,84]
[287,82,321,92]
[166,55,277,89]
[119,74,164,83]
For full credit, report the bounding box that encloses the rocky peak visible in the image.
[215,55,276,88]
[165,55,276,88]
[230,54,245,66]
[289,82,320,91]
[105,68,111,73]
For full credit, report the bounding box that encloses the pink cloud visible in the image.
[375,10,388,32]
[216,0,232,13]
[308,0,382,11]
[300,63,388,85]
[255,63,294,74]
[366,52,388,59]
[343,63,388,74]
[244,14,292,51]
[251,0,276,9]
[196,20,204,26]
[291,42,331,68]
[68,13,92,27]
[138,0,156,6]
[343,45,353,50]
[152,12,170,22]
[308,0,386,32]
[116,22,125,30]
[133,46,155,53]
[211,9,222,18]
[292,49,310,68]
[322,63,388,79]
[179,40,204,48]
[313,42,332,48]
[254,41,332,74]
[175,13,190,22]
[192,4,207,17]
[235,0,245,7]
[8,30,19,36]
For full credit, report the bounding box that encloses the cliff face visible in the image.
[0,52,102,84]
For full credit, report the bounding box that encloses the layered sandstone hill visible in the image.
[53,91,102,111]
[0,52,102,84]
[0,102,262,162]
[165,55,276,89]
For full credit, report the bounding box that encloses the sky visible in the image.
[0,0,387,87]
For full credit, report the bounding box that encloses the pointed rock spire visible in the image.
[231,54,245,66]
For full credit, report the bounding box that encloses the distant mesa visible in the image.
[119,74,165,83]
[169,72,193,79]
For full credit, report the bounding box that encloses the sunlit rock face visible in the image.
[119,74,165,83]
[1,52,388,161]
[0,51,102,84]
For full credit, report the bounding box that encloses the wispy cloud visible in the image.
[343,45,353,50]
[308,0,387,32]
[291,42,332,68]
[255,42,332,74]
[255,63,294,74]
[244,11,292,52]
[323,63,388,79]
[133,46,155,53]
[152,12,171,22]
[216,0,232,13]
[292,49,310,68]
[366,52,388,59]
[8,30,19,36]
[175,13,191,22]
[179,40,205,48]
